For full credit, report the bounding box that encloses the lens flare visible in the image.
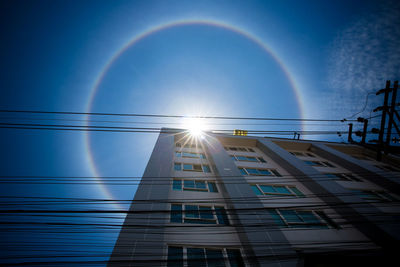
[182,117,208,137]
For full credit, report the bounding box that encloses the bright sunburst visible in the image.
[181,117,208,137]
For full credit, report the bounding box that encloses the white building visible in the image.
[109,129,400,266]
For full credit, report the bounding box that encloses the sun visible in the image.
[182,117,208,137]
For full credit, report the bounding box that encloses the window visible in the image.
[230,155,266,163]
[304,160,322,166]
[171,204,183,223]
[350,189,397,202]
[269,209,336,229]
[176,142,199,149]
[203,165,211,173]
[208,182,218,192]
[172,179,218,193]
[351,154,372,160]
[375,164,400,172]
[170,204,229,225]
[324,173,362,182]
[172,179,183,190]
[322,161,335,167]
[257,157,266,163]
[183,164,203,171]
[174,163,211,173]
[174,163,182,171]
[184,144,197,149]
[251,184,305,197]
[224,146,255,153]
[167,246,183,267]
[215,206,230,225]
[304,160,335,168]
[289,151,316,157]
[175,151,206,159]
[167,246,245,267]
[238,167,281,177]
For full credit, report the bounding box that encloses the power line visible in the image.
[344,92,376,120]
[0,115,348,127]
[0,108,397,265]
[0,122,358,136]
[0,109,356,122]
[0,168,397,179]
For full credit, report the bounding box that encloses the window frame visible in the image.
[224,146,256,153]
[175,151,206,159]
[231,155,266,163]
[351,154,372,160]
[175,142,199,149]
[170,204,229,225]
[324,173,363,182]
[375,164,400,172]
[238,167,281,177]
[270,209,331,229]
[183,163,202,171]
[167,246,245,267]
[174,163,212,173]
[303,160,336,168]
[289,151,316,157]
[350,189,397,202]
[251,184,305,197]
[172,179,218,193]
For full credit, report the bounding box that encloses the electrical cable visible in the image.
[0,109,357,122]
[0,115,350,127]
[0,108,397,265]
[0,122,354,135]
[344,92,376,120]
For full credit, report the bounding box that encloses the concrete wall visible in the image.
[262,138,399,256]
[110,131,399,266]
[205,135,298,267]
[109,132,174,266]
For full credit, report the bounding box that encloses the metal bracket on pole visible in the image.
[376,81,391,160]
[385,81,398,152]
[361,119,368,144]
[348,123,353,143]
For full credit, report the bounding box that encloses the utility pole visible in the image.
[373,80,400,160]
[347,118,368,144]
[347,80,400,160]
[347,123,353,143]
[376,81,391,160]
[385,81,399,148]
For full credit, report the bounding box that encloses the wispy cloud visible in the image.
[322,1,400,125]
[328,1,400,94]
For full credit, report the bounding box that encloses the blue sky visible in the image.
[0,0,399,264]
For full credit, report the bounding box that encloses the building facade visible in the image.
[109,129,400,266]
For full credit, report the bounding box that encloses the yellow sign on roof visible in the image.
[233,129,248,136]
